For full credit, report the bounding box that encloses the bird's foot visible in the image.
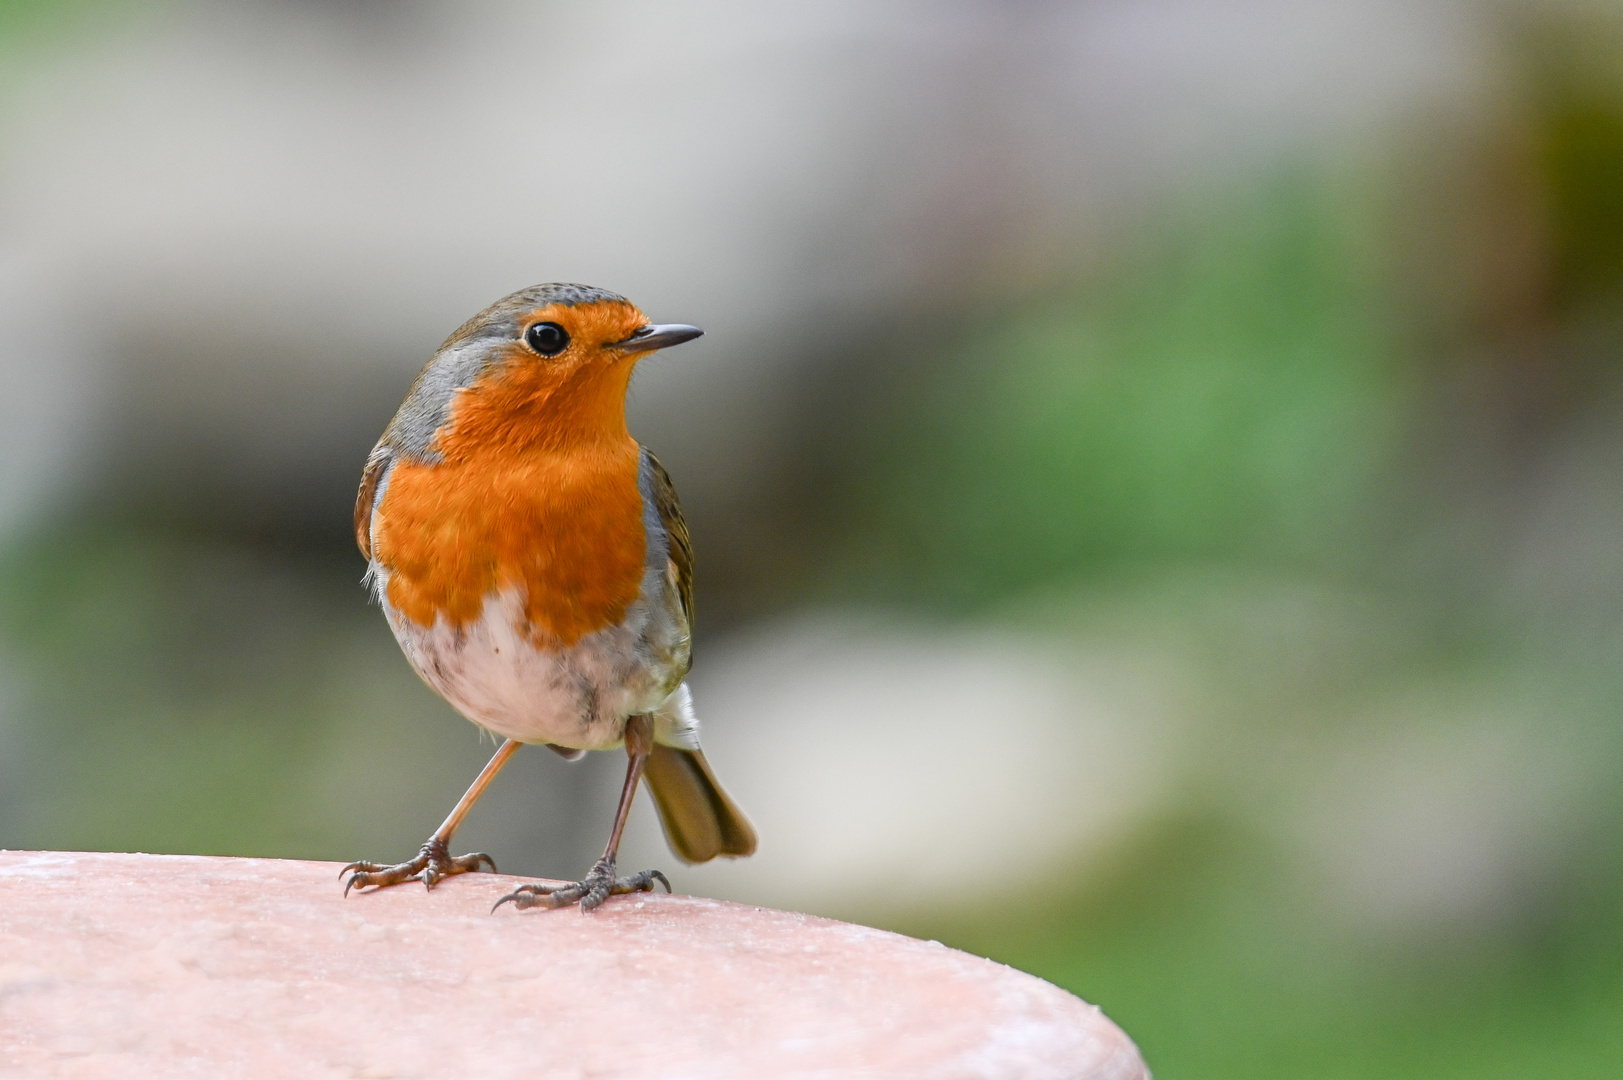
[342,837,495,896]
[492,856,669,913]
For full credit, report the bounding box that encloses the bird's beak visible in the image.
[611,323,704,353]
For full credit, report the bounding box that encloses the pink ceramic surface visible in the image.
[0,851,1146,1079]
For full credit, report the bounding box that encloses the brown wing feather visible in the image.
[643,449,693,626]
[354,446,392,561]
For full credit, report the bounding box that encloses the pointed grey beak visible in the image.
[612,323,703,352]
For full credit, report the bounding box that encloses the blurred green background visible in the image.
[3,2,1623,1076]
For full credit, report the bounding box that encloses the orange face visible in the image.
[434,299,652,459]
[373,299,655,645]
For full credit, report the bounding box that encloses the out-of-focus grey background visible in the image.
[4,1,1623,1075]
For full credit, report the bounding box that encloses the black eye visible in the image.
[524,321,569,355]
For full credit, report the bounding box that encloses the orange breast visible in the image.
[371,300,654,647]
[374,443,646,647]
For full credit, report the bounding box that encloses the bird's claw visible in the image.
[492,857,669,913]
[341,838,495,896]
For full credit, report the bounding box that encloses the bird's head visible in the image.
[394,283,702,459]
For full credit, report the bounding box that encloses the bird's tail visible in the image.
[643,744,758,864]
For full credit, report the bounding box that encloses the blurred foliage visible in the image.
[1525,11,1623,314]
[838,20,1623,1074]
[0,522,371,855]
[0,0,143,51]
[902,807,1623,1080]
[824,172,1404,610]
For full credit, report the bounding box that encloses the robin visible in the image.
[342,283,757,912]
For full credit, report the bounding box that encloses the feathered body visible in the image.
[353,284,753,866]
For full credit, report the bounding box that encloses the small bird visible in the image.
[343,283,756,912]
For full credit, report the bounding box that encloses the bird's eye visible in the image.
[524,321,570,356]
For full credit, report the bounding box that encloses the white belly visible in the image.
[378,582,696,751]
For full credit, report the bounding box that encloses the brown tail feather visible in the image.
[643,744,758,864]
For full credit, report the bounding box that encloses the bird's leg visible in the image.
[494,715,670,913]
[343,738,521,895]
